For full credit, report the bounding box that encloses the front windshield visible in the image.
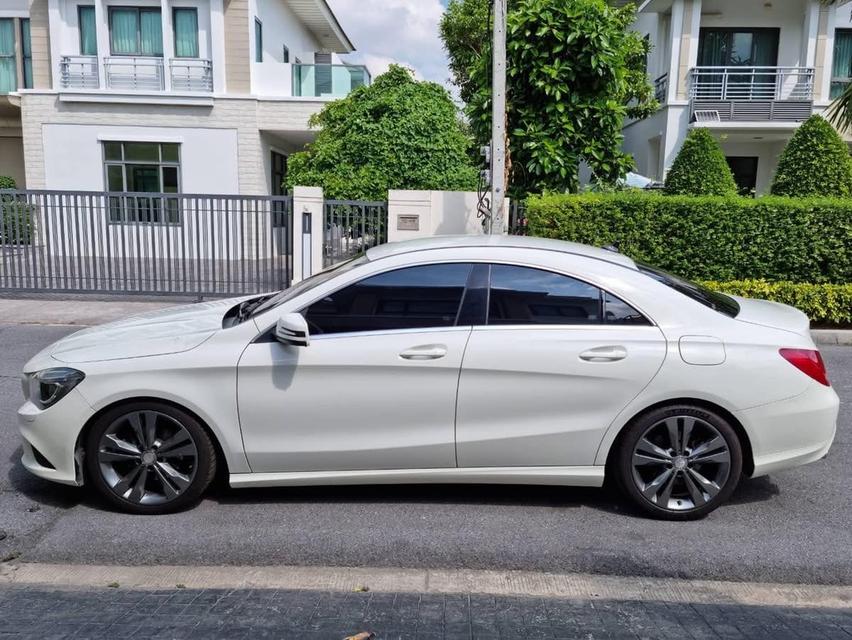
[250,255,369,318]
[638,263,740,318]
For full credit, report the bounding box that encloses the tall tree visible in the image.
[287,65,479,201]
[440,0,656,195]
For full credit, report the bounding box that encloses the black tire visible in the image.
[85,401,217,515]
[614,404,743,521]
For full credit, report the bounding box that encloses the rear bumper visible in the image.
[737,382,839,478]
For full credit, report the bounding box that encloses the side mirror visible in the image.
[274,313,310,347]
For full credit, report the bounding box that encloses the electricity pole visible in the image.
[489,0,508,235]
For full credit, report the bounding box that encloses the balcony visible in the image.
[688,66,814,122]
[59,56,213,93]
[292,64,370,98]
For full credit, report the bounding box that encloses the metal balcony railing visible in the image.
[104,56,165,91]
[170,58,213,93]
[654,73,668,103]
[688,66,815,101]
[60,55,99,89]
[292,63,371,98]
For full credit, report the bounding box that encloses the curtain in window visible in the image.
[832,30,852,99]
[110,9,138,55]
[0,19,15,94]
[173,9,198,58]
[140,10,163,56]
[79,7,97,56]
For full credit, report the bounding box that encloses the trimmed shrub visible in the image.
[0,195,34,245]
[770,115,852,197]
[525,192,852,284]
[664,128,738,196]
[0,176,16,190]
[701,280,852,327]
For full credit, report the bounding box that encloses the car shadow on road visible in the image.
[7,446,83,510]
[207,474,782,520]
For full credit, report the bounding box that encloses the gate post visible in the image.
[291,186,324,283]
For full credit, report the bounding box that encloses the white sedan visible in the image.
[18,236,839,519]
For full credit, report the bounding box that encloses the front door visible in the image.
[456,264,667,468]
[238,263,475,473]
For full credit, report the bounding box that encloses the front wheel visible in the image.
[615,405,743,520]
[85,402,217,515]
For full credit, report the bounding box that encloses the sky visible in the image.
[327,0,454,88]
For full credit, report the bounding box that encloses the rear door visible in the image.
[455,264,667,468]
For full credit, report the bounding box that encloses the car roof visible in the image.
[366,235,638,269]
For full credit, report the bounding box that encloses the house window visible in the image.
[831,30,852,99]
[109,7,163,56]
[698,28,779,99]
[20,19,32,89]
[0,19,16,94]
[282,44,289,63]
[271,151,287,196]
[78,6,97,56]
[104,141,181,224]
[254,18,262,62]
[173,8,198,58]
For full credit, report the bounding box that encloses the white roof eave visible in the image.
[286,0,355,53]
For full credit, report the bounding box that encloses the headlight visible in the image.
[23,368,86,410]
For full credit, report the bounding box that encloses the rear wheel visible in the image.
[85,402,216,515]
[615,405,743,520]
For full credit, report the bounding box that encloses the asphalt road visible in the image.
[1,323,850,585]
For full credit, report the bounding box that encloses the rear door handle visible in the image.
[580,346,628,362]
[400,345,448,361]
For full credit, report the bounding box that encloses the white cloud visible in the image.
[327,0,452,87]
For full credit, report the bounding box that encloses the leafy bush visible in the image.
[0,195,34,245]
[664,129,738,196]
[770,115,852,197]
[526,192,852,284]
[287,65,478,200]
[701,280,852,327]
[0,176,16,190]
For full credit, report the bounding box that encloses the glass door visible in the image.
[698,29,779,99]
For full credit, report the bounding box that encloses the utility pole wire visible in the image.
[489,0,508,235]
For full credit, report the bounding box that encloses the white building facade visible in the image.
[625,0,852,194]
[0,0,368,195]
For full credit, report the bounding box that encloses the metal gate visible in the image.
[322,200,388,268]
[0,190,293,297]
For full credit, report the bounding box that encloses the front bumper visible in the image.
[17,388,93,486]
[738,382,840,478]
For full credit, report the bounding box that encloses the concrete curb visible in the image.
[2,563,851,609]
[812,329,852,346]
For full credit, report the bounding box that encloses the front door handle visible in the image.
[400,345,448,361]
[580,346,628,362]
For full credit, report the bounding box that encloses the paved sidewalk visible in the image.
[1,583,851,639]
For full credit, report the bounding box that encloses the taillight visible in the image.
[779,349,830,387]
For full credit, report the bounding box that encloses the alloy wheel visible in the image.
[97,410,199,506]
[630,415,732,512]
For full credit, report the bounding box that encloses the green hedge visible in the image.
[701,280,852,327]
[0,196,34,245]
[526,192,852,284]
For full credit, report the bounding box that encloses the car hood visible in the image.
[44,296,255,365]
[733,295,811,337]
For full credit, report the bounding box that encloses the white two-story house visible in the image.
[0,0,368,195]
[624,0,852,194]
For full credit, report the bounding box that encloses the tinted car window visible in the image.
[488,265,602,325]
[304,263,473,335]
[487,265,650,326]
[638,263,740,318]
[604,292,651,326]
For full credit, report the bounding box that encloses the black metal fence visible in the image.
[0,190,293,297]
[323,200,388,268]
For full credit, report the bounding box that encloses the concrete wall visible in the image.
[20,92,325,193]
[387,191,509,244]
[41,123,239,192]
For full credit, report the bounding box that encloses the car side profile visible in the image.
[18,236,839,519]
